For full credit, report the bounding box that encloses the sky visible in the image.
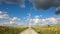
[0,0,60,26]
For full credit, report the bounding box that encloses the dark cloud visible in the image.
[30,0,52,9]
[55,8,60,14]
[30,0,60,9]
[5,0,25,7]
[0,0,25,7]
[5,0,24,4]
[55,10,60,14]
[30,0,60,14]
[52,0,60,7]
[33,0,52,10]
[0,0,2,5]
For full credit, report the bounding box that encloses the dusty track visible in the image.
[20,28,38,34]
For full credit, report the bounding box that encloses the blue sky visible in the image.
[0,1,56,19]
[0,0,60,26]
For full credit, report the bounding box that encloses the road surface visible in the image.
[20,28,38,34]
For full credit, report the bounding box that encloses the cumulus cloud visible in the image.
[42,17,60,26]
[0,11,9,26]
[24,14,60,26]
[0,11,9,19]
[0,11,21,26]
[0,11,60,26]
[32,15,40,24]
[9,17,21,24]
[27,15,60,26]
[42,18,57,25]
[30,0,60,14]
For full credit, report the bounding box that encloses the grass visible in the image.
[32,26,60,34]
[0,26,28,34]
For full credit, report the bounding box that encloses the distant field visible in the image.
[32,26,60,34]
[0,26,28,34]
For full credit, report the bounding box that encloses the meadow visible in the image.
[0,26,28,34]
[32,26,60,34]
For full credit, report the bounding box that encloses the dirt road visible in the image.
[20,28,38,34]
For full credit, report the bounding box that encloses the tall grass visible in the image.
[32,26,60,34]
[0,26,28,34]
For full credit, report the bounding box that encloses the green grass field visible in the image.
[0,26,28,34]
[32,26,60,34]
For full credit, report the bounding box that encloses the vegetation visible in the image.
[32,26,60,34]
[0,26,28,34]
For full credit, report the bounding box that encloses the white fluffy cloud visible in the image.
[28,16,60,26]
[32,15,40,24]
[0,11,21,26]
[0,11,9,19]
[9,17,21,24]
[24,14,60,26]
[0,11,60,26]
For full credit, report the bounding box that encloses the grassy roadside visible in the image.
[0,26,28,34]
[32,26,60,34]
